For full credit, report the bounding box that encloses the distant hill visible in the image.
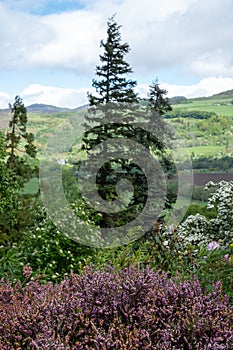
[0,103,88,115]
[169,96,188,104]
[1,88,233,114]
[208,89,233,99]
[26,104,71,114]
[194,89,233,101]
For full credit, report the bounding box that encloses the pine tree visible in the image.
[82,15,138,153]
[80,18,173,236]
[80,16,140,233]
[88,15,138,106]
[146,80,176,221]
[148,79,172,116]
[6,95,37,186]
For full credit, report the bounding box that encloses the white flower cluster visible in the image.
[207,181,233,246]
[177,213,212,246]
[177,181,233,247]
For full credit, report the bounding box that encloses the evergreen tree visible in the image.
[82,15,138,154]
[148,79,172,116]
[0,131,20,248]
[6,95,37,186]
[81,16,140,234]
[80,18,173,238]
[88,15,138,107]
[144,80,172,154]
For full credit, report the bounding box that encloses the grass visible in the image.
[181,145,226,157]
[173,98,233,117]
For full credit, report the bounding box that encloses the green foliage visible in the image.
[0,97,39,249]
[178,181,233,246]
[9,215,95,283]
[87,15,138,106]
[92,224,192,275]
[181,243,233,304]
[182,203,217,221]
[6,96,37,186]
[192,155,233,172]
[0,244,25,282]
[148,80,172,116]
[164,110,216,119]
[0,132,21,247]
[192,185,212,201]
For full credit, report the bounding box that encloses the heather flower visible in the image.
[207,241,220,250]
[23,265,32,279]
[0,266,232,349]
[224,254,230,262]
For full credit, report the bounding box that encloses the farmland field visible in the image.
[172,98,233,117]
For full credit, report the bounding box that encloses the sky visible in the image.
[1,0,233,108]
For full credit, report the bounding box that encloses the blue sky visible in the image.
[1,0,233,108]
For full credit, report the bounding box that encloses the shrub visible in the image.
[180,242,233,304]
[207,181,233,246]
[177,181,233,246]
[177,213,212,246]
[16,216,95,283]
[0,265,232,349]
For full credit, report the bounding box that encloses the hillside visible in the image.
[26,104,71,114]
[193,89,233,101]
[0,89,232,163]
[0,103,88,115]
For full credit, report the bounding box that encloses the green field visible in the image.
[181,145,227,157]
[172,98,233,117]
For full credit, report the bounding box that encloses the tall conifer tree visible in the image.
[6,95,37,186]
[88,15,138,107]
[82,15,138,156]
[81,18,173,234]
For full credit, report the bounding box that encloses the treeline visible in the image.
[164,110,217,119]
[192,155,233,172]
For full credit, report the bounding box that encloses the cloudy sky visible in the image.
[1,0,233,108]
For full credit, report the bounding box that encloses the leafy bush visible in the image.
[180,242,233,304]
[92,227,233,304]
[92,224,190,273]
[0,200,98,283]
[16,217,95,283]
[178,213,212,245]
[178,181,233,246]
[207,181,233,245]
[0,265,232,349]
[164,110,217,119]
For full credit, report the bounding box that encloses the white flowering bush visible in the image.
[178,181,233,247]
[177,213,213,246]
[207,181,233,246]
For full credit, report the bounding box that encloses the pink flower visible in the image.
[23,265,32,279]
[207,241,219,250]
[224,254,230,262]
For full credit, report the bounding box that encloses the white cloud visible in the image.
[0,3,104,72]
[1,77,232,110]
[1,0,233,79]
[27,11,105,72]
[191,60,233,77]
[0,91,11,109]
[21,84,89,108]
[1,0,233,109]
[137,77,233,99]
